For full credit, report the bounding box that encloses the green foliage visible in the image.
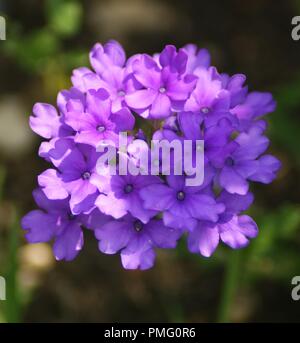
[46,0,83,38]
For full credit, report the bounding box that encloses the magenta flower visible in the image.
[125,45,197,119]
[64,88,135,147]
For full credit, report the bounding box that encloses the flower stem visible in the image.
[217,249,242,323]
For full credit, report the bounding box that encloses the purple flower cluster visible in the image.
[22,41,281,269]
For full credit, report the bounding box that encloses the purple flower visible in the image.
[125,46,197,119]
[188,192,257,257]
[218,126,280,195]
[184,67,229,113]
[64,88,135,147]
[38,144,100,214]
[72,42,139,113]
[140,175,225,231]
[92,169,162,223]
[182,44,211,73]
[30,103,73,140]
[231,91,276,130]
[95,214,181,270]
[89,40,126,75]
[22,40,281,269]
[21,189,108,261]
[178,113,238,168]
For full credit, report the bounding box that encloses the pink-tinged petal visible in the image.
[184,88,203,111]
[95,193,128,219]
[104,40,126,67]
[184,44,211,72]
[89,173,112,194]
[53,222,83,261]
[95,221,132,254]
[219,166,249,195]
[89,43,106,74]
[167,77,196,101]
[159,45,176,68]
[139,184,175,211]
[64,111,96,132]
[38,169,69,200]
[125,89,157,109]
[74,130,102,147]
[89,41,125,74]
[101,66,124,89]
[30,103,61,139]
[111,97,124,113]
[110,107,135,132]
[66,98,85,113]
[150,93,171,118]
[133,54,161,88]
[82,72,106,92]
[86,89,111,119]
[21,210,58,243]
[188,224,219,257]
[57,87,85,114]
[121,246,155,270]
[71,67,93,92]
[173,49,188,74]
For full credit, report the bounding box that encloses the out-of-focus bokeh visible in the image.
[0,0,299,323]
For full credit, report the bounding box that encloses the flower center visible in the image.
[97,125,106,133]
[177,191,185,201]
[159,86,166,94]
[134,220,143,232]
[124,184,134,194]
[200,106,210,114]
[225,157,234,166]
[68,213,76,220]
[118,90,126,97]
[82,171,91,180]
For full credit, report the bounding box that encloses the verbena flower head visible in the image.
[22,40,281,270]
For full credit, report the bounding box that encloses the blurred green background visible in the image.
[0,0,299,323]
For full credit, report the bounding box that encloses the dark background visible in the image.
[0,0,299,322]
